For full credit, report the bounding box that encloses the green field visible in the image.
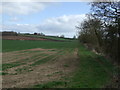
[2,39,116,88]
[2,39,78,52]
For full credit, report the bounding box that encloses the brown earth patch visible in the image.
[2,36,47,41]
[2,48,79,88]
[2,36,65,42]
[4,53,56,75]
[2,48,57,64]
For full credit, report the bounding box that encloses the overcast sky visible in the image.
[0,1,91,38]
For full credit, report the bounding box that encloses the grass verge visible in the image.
[65,45,115,88]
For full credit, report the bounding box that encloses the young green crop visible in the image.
[2,40,78,52]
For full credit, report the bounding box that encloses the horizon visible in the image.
[1,31,77,38]
[0,2,91,38]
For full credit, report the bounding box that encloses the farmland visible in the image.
[1,36,116,88]
[2,39,77,52]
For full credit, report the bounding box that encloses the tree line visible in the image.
[77,1,120,65]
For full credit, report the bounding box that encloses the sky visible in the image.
[0,1,91,38]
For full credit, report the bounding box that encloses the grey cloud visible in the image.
[36,14,86,37]
[1,14,86,37]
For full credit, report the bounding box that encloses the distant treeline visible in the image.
[0,31,18,36]
[1,31,76,40]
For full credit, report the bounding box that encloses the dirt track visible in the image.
[2,48,79,88]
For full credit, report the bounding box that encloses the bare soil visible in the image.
[2,48,57,64]
[2,36,47,41]
[2,48,79,88]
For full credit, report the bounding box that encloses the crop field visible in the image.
[2,34,74,42]
[2,39,78,52]
[1,39,115,88]
[20,34,74,41]
[2,36,47,41]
